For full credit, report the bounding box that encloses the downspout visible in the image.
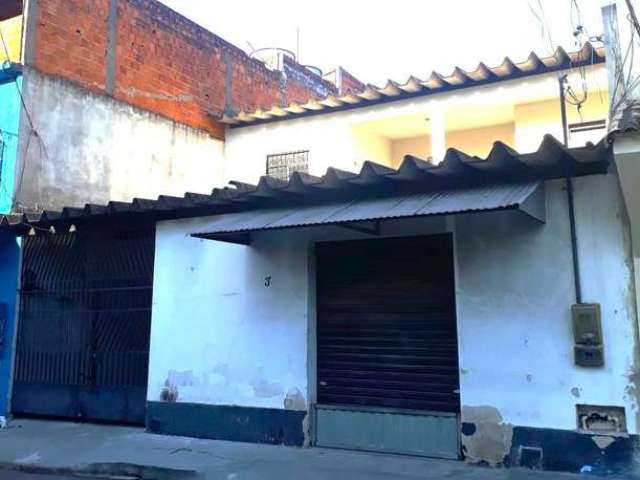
[559,75,583,304]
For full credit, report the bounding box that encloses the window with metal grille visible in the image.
[266,150,309,181]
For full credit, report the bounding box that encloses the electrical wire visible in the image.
[625,0,640,37]
[606,0,640,123]
[0,23,50,211]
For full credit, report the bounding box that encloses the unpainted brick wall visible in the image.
[29,0,336,139]
[338,67,365,96]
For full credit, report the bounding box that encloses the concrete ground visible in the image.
[0,419,630,480]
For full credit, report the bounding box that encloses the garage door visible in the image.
[315,234,460,458]
[11,225,154,424]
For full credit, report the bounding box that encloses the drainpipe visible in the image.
[559,75,583,304]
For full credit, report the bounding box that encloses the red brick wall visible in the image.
[230,57,282,113]
[35,0,110,90]
[339,67,365,95]
[29,0,336,139]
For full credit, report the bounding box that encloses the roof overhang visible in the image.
[191,181,546,245]
[0,0,21,21]
[0,136,610,237]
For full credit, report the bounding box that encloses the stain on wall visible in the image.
[253,379,284,399]
[284,388,306,411]
[14,68,225,211]
[462,405,514,467]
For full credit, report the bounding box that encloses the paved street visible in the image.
[0,419,635,480]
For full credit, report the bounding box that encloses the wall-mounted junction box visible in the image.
[572,303,604,368]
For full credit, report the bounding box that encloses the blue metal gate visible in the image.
[11,225,154,424]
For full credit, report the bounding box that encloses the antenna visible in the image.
[296,26,300,62]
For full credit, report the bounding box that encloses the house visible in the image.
[1,0,640,476]
[0,135,635,474]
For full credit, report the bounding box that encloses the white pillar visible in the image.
[429,107,446,164]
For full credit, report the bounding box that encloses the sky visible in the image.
[158,0,611,85]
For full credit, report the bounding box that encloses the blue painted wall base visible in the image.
[0,233,19,416]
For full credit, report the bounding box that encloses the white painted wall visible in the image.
[149,224,311,410]
[13,68,225,211]
[150,172,639,433]
[455,174,638,433]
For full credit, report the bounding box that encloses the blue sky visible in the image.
[158,0,610,85]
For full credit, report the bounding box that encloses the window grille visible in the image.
[266,150,309,181]
[568,120,607,148]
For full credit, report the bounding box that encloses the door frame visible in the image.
[308,231,462,457]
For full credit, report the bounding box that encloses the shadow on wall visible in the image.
[0,232,19,416]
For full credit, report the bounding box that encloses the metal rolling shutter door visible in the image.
[316,235,460,414]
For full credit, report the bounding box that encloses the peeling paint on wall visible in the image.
[284,388,306,411]
[462,406,514,467]
[302,413,311,447]
[160,381,179,403]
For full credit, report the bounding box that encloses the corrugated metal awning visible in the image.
[192,181,545,244]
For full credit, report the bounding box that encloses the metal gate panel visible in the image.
[315,405,460,459]
[12,225,154,424]
[315,235,460,458]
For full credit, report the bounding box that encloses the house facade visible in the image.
[147,143,635,472]
[0,137,637,474]
[1,0,640,476]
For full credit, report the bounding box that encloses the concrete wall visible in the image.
[150,171,639,446]
[446,123,515,158]
[0,77,20,213]
[13,68,225,211]
[0,233,19,416]
[390,135,432,168]
[149,224,313,410]
[455,173,638,462]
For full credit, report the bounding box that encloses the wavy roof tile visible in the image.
[222,43,605,127]
[0,135,611,236]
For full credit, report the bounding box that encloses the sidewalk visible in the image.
[0,419,631,479]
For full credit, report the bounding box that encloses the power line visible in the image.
[625,0,640,38]
[0,23,50,211]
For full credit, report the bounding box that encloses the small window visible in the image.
[266,150,309,181]
[568,120,607,148]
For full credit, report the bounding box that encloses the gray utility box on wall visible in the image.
[572,303,604,368]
